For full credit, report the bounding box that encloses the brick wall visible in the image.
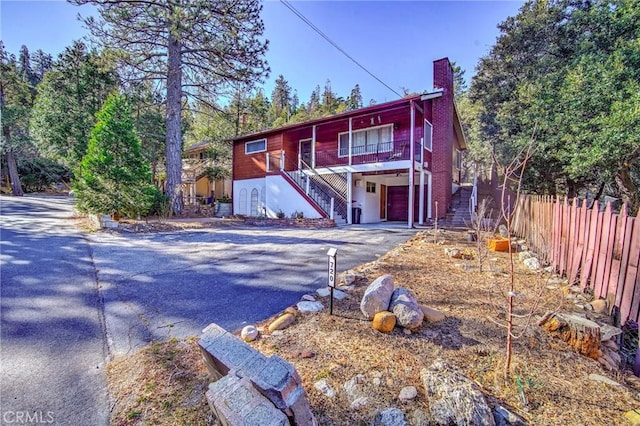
[431,57,454,218]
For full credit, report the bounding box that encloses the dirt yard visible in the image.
[107,229,640,425]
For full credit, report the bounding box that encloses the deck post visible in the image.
[419,167,425,225]
[312,125,317,168]
[280,150,285,172]
[348,118,353,166]
[408,100,415,229]
[347,171,353,224]
[427,171,433,219]
[330,197,335,220]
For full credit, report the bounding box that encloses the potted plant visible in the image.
[215,194,232,217]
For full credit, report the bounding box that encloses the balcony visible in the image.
[314,139,422,168]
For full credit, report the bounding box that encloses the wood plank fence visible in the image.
[512,196,640,324]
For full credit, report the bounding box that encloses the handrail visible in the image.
[280,154,348,220]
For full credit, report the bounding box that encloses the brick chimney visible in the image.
[431,58,454,219]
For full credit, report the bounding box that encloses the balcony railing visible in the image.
[314,139,423,168]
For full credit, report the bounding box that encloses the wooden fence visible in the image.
[512,196,640,324]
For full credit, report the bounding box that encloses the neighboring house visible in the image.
[182,141,232,205]
[230,58,467,226]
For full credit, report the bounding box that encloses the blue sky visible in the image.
[1,0,524,103]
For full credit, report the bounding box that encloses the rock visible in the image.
[296,301,324,313]
[351,397,369,410]
[589,299,608,314]
[332,289,348,300]
[342,272,356,286]
[409,409,430,426]
[240,325,259,342]
[523,257,541,270]
[314,379,336,398]
[444,247,463,259]
[589,373,622,387]
[518,251,534,262]
[343,375,366,401]
[284,306,298,316]
[373,311,397,333]
[339,284,355,291]
[421,359,496,426]
[361,275,395,319]
[493,405,526,426]
[403,328,412,335]
[498,224,509,238]
[421,306,445,323]
[302,294,316,302]
[601,324,623,341]
[390,287,424,330]
[373,378,382,386]
[539,313,601,359]
[624,409,640,425]
[373,407,407,426]
[317,288,331,297]
[301,350,315,359]
[399,386,418,402]
[268,313,295,332]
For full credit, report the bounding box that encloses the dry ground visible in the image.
[107,230,640,425]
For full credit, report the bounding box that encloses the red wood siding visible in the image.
[233,134,282,180]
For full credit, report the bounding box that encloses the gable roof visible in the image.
[231,89,468,150]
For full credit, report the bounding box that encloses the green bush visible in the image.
[73,92,157,218]
[18,158,71,192]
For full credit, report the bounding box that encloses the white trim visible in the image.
[424,119,433,152]
[338,123,394,158]
[427,171,433,218]
[245,138,266,154]
[421,89,443,101]
[408,101,415,229]
[346,171,353,224]
[298,138,312,169]
[419,168,425,225]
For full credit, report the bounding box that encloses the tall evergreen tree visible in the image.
[30,41,117,167]
[347,84,363,110]
[1,43,33,196]
[74,92,156,217]
[30,49,53,84]
[72,0,270,215]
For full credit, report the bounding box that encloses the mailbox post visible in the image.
[327,248,337,315]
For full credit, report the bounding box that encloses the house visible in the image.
[182,141,232,205]
[230,58,467,227]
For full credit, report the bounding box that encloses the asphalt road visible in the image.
[1,195,417,423]
[89,221,418,355]
[0,196,109,426]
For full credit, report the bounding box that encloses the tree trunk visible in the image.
[3,131,24,196]
[539,312,602,359]
[615,166,639,216]
[165,32,183,215]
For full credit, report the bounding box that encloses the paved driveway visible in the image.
[1,196,109,426]
[89,223,418,355]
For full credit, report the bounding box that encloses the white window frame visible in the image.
[424,119,433,152]
[456,149,462,170]
[337,124,394,158]
[245,138,266,154]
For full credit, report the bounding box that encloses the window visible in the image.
[338,125,393,157]
[245,138,266,154]
[424,119,433,151]
[456,150,462,170]
[366,182,376,193]
[250,188,259,216]
[238,189,247,215]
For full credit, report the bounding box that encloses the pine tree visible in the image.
[74,92,157,218]
[347,84,363,110]
[72,0,269,215]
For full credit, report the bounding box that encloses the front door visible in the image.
[299,139,312,168]
[380,184,387,220]
[387,186,408,221]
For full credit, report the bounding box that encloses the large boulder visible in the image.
[360,275,395,319]
[373,311,396,333]
[421,359,495,426]
[390,287,424,330]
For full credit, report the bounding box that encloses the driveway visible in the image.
[1,196,109,425]
[89,222,418,355]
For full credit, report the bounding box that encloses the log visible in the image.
[539,313,601,359]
